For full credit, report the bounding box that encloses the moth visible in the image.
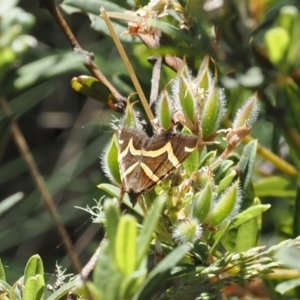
[118,127,198,202]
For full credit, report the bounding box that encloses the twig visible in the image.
[80,239,105,279]
[38,0,126,113]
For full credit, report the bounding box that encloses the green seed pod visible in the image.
[156,90,172,131]
[232,95,259,129]
[192,181,213,222]
[195,56,210,90]
[172,218,202,243]
[175,69,196,123]
[123,97,139,128]
[101,133,121,185]
[216,169,237,194]
[201,78,225,139]
[206,180,241,227]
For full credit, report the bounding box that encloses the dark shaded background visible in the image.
[0,0,122,284]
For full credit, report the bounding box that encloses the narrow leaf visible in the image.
[276,278,300,295]
[105,200,120,263]
[0,192,23,217]
[234,218,258,252]
[0,259,5,281]
[93,242,121,300]
[254,176,294,197]
[23,275,45,300]
[229,204,270,229]
[0,280,21,300]
[101,133,122,186]
[75,281,105,300]
[237,140,257,208]
[134,244,191,300]
[46,278,81,300]
[115,215,137,276]
[24,255,44,285]
[136,195,165,267]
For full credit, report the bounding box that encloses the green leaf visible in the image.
[181,127,199,175]
[70,75,115,105]
[115,215,137,276]
[149,18,195,47]
[193,241,209,262]
[182,148,199,176]
[47,278,82,300]
[275,278,300,295]
[97,183,120,198]
[195,56,210,90]
[136,195,165,267]
[156,91,172,131]
[192,181,213,222]
[201,85,221,139]
[0,280,21,300]
[277,5,300,68]
[0,192,23,217]
[199,150,216,168]
[23,274,45,300]
[213,160,234,181]
[120,268,147,300]
[229,204,270,229]
[75,281,105,300]
[234,218,258,252]
[23,255,44,285]
[276,247,300,271]
[217,170,237,194]
[94,242,121,300]
[134,244,191,300]
[97,183,144,216]
[105,200,120,262]
[61,0,133,42]
[177,69,195,123]
[60,0,126,15]
[237,140,257,209]
[0,259,6,281]
[15,53,84,88]
[221,202,270,252]
[265,27,289,69]
[207,180,240,227]
[101,133,121,185]
[254,176,295,197]
[9,79,60,118]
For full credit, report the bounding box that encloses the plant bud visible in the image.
[192,181,213,222]
[101,133,121,185]
[206,180,241,226]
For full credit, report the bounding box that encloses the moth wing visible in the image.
[142,132,198,187]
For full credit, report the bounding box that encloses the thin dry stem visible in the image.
[101,7,155,123]
[0,98,84,284]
